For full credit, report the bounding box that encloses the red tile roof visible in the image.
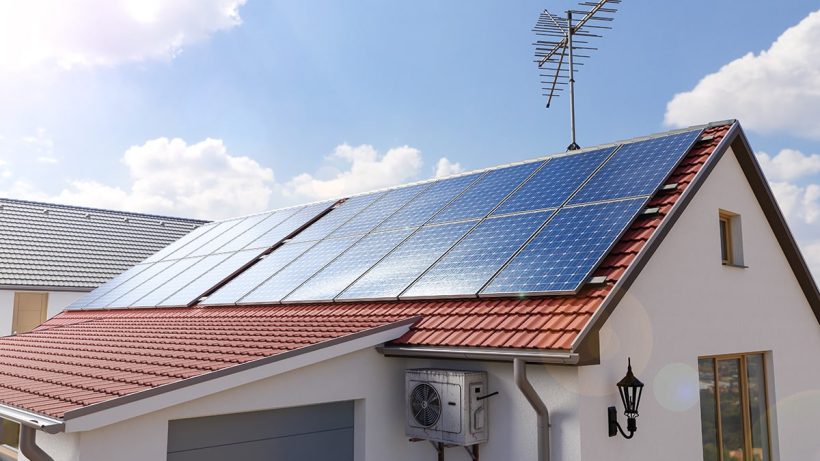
[0,124,731,421]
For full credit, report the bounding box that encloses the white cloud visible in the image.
[757,149,820,182]
[664,9,820,138]
[283,144,425,201]
[22,127,58,164]
[0,0,245,71]
[769,181,820,225]
[803,241,820,279]
[434,157,463,178]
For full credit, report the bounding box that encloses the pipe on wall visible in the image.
[514,358,550,461]
[20,426,54,461]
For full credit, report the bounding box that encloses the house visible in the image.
[0,120,817,461]
[0,198,207,336]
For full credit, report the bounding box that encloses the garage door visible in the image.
[167,401,354,461]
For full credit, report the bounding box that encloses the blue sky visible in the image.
[0,0,819,272]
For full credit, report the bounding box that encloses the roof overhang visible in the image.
[379,344,580,364]
[0,404,63,434]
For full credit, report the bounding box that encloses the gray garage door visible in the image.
[167,401,354,461]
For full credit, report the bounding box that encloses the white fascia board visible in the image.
[63,318,416,432]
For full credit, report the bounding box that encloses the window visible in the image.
[0,418,19,460]
[719,211,744,266]
[698,353,771,461]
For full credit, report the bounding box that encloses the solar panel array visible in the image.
[69,128,703,309]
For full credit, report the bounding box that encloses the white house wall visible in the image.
[577,146,820,460]
[0,289,85,335]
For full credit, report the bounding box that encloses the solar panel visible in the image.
[107,257,203,307]
[141,224,216,264]
[569,130,701,205]
[328,184,429,237]
[244,201,334,250]
[284,229,414,302]
[129,253,232,307]
[202,242,314,305]
[481,198,648,295]
[337,221,476,300]
[158,249,261,306]
[216,208,300,253]
[376,173,483,231]
[402,210,554,298]
[241,236,361,303]
[290,193,385,243]
[162,219,242,261]
[90,260,179,307]
[493,147,615,215]
[430,162,543,224]
[187,213,271,257]
[65,263,154,309]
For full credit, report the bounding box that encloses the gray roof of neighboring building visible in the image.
[0,198,209,290]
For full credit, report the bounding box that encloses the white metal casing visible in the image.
[405,369,489,446]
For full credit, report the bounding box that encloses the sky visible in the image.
[0,0,819,275]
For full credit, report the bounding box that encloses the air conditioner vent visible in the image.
[410,383,441,427]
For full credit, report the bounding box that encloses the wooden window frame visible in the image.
[699,352,773,461]
[719,210,745,267]
[719,213,733,265]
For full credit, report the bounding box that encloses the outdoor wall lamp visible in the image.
[608,358,644,439]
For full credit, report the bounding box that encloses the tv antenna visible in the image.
[533,0,620,151]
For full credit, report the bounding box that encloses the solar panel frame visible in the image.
[289,193,386,243]
[480,197,650,297]
[187,213,271,257]
[215,208,301,253]
[157,249,262,307]
[90,260,180,307]
[129,253,233,307]
[327,184,430,238]
[161,219,243,261]
[107,256,204,307]
[141,224,216,264]
[243,201,335,250]
[65,263,154,309]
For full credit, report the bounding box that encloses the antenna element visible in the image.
[533,0,620,151]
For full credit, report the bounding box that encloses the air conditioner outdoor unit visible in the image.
[405,369,489,446]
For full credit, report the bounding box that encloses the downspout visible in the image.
[20,426,54,461]
[514,358,549,461]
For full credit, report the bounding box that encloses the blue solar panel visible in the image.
[188,213,270,257]
[376,174,483,230]
[328,184,429,237]
[493,147,615,215]
[482,198,648,295]
[569,130,702,205]
[162,219,242,261]
[130,253,232,307]
[202,242,314,305]
[290,193,385,242]
[284,229,413,302]
[108,257,203,307]
[241,236,360,303]
[244,201,334,249]
[337,221,476,300]
[402,211,554,298]
[158,250,261,306]
[141,224,216,264]
[91,260,179,307]
[430,161,543,224]
[66,263,154,309]
[216,208,300,253]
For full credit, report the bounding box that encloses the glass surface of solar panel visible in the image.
[241,236,360,303]
[377,173,483,231]
[430,161,543,224]
[141,224,216,264]
[66,263,153,309]
[337,221,476,300]
[108,257,203,307]
[482,198,648,295]
[245,202,333,250]
[328,184,428,237]
[284,229,413,302]
[131,253,232,307]
[216,208,299,253]
[162,219,242,261]
[158,249,261,306]
[289,193,385,243]
[493,147,615,215]
[569,130,702,205]
[90,260,178,307]
[187,213,270,257]
[202,242,314,305]
[402,211,554,298]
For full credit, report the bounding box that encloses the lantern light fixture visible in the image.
[608,357,644,439]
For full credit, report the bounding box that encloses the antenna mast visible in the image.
[533,0,620,151]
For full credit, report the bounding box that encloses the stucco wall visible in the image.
[0,290,85,335]
[577,146,820,460]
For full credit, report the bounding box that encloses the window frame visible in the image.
[0,417,20,460]
[718,210,745,267]
[698,352,773,461]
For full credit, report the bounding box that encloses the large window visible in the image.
[698,353,771,461]
[0,418,19,460]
